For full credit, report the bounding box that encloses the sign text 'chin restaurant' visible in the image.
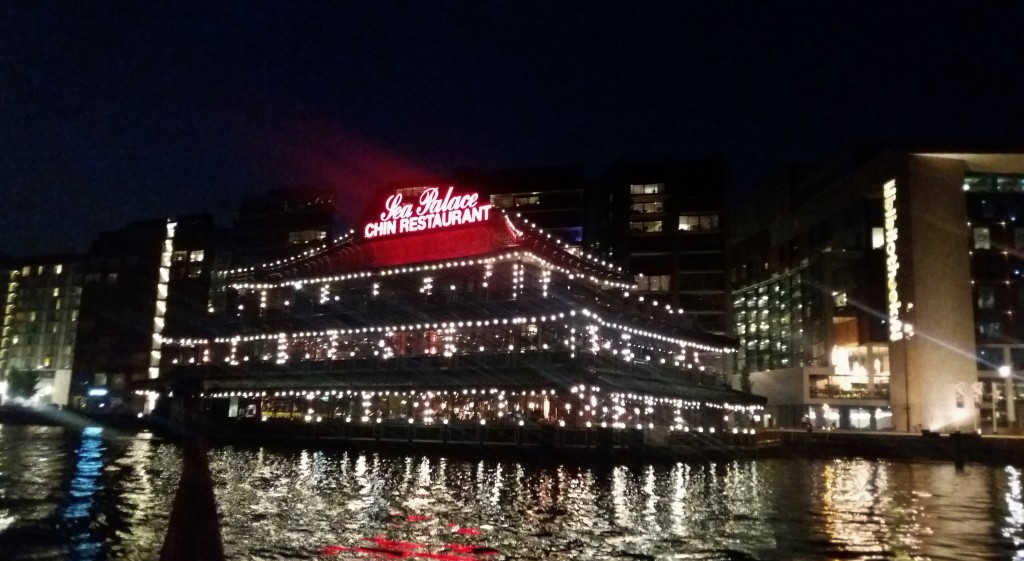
[363,187,492,239]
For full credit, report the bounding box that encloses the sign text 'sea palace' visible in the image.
[363,186,492,239]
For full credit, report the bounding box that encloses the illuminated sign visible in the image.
[363,186,492,239]
[883,179,903,341]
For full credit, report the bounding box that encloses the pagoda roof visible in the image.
[227,210,632,288]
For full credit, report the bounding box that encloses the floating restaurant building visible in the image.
[155,185,762,438]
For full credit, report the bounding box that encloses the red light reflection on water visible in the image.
[319,517,498,560]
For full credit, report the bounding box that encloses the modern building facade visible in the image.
[731,151,1024,433]
[153,183,761,436]
[232,187,339,261]
[594,158,729,335]
[0,254,82,406]
[454,165,587,253]
[73,215,218,410]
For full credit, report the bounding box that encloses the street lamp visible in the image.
[994,365,1013,434]
[901,321,915,433]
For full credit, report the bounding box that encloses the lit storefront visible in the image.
[154,186,763,437]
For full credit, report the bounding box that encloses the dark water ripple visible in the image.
[1,424,1023,560]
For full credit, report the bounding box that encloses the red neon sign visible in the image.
[364,187,492,239]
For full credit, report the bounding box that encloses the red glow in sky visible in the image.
[278,124,441,227]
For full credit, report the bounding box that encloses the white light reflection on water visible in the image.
[1005,466,1024,560]
[3,427,1024,560]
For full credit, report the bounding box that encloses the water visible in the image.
[1,425,1023,560]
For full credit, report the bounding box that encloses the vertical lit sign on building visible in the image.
[146,220,176,411]
[363,186,491,239]
[883,179,903,340]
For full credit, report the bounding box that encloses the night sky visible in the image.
[3,1,1023,256]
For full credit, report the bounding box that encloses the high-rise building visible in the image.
[73,215,217,409]
[232,187,339,260]
[454,165,587,252]
[594,158,729,335]
[731,150,1024,433]
[0,255,82,406]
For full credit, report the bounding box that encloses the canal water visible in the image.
[0,424,1022,561]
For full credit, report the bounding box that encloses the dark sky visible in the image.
[3,1,1023,256]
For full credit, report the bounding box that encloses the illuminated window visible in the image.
[679,214,719,232]
[190,250,205,262]
[979,321,1002,338]
[54,264,63,275]
[637,274,670,291]
[871,227,884,249]
[630,202,664,214]
[21,266,30,276]
[973,227,991,249]
[833,292,848,307]
[172,250,188,263]
[52,288,60,298]
[977,286,995,309]
[288,230,327,244]
[629,220,663,233]
[629,183,664,195]
[36,266,43,275]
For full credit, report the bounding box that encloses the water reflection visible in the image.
[1004,466,1024,560]
[62,426,105,560]
[2,426,1024,560]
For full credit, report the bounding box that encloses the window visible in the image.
[630,220,663,233]
[188,264,203,279]
[871,227,884,249]
[52,288,60,298]
[85,273,102,283]
[106,273,118,284]
[21,266,30,276]
[833,292,848,307]
[190,250,205,262]
[513,195,539,206]
[679,214,720,232]
[637,274,671,292]
[979,321,1003,338]
[629,183,664,195]
[54,264,62,275]
[974,227,991,249]
[288,230,327,244]
[1014,228,1024,250]
[630,202,664,214]
[977,346,1003,369]
[172,250,188,263]
[490,195,514,208]
[977,286,995,309]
